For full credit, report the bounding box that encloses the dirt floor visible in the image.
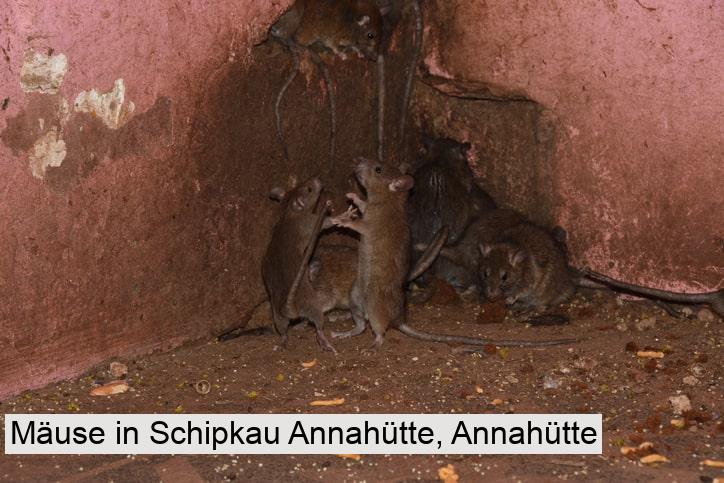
[0,286,722,482]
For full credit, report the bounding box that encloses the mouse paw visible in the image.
[361,336,384,355]
[316,332,338,355]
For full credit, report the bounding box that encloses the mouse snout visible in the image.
[485,286,502,302]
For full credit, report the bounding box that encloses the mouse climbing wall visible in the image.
[413,0,724,292]
[0,0,405,400]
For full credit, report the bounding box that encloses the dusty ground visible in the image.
[0,287,722,482]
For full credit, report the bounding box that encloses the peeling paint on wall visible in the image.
[29,127,67,178]
[20,50,68,94]
[74,79,135,129]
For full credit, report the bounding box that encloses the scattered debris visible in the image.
[301,359,318,369]
[438,464,459,483]
[194,380,211,395]
[635,316,657,331]
[110,362,128,379]
[491,398,504,406]
[573,356,598,370]
[697,308,716,323]
[543,374,562,389]
[90,381,129,396]
[682,375,699,386]
[640,454,670,465]
[670,418,686,429]
[668,395,692,415]
[336,454,361,461]
[309,398,345,407]
[702,460,724,469]
[621,441,654,456]
[637,350,664,359]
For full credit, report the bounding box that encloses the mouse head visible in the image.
[421,136,471,162]
[478,242,529,305]
[269,176,324,216]
[343,0,386,60]
[352,157,414,197]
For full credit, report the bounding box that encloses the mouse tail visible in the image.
[399,0,422,145]
[407,226,449,282]
[218,298,270,342]
[274,45,300,162]
[308,49,336,174]
[580,268,722,307]
[396,322,576,347]
[377,51,385,161]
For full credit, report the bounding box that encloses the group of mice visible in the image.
[220,1,722,353]
[222,134,723,354]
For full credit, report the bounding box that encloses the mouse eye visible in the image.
[367,32,374,40]
[482,269,490,279]
[374,166,382,174]
[501,271,508,281]
[306,186,312,193]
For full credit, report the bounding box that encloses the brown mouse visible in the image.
[478,222,576,313]
[218,224,446,343]
[407,136,497,289]
[270,0,386,170]
[542,228,723,317]
[415,209,524,292]
[331,157,576,350]
[261,177,337,352]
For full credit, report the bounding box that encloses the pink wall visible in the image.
[419,0,723,291]
[1,0,721,400]
[0,0,292,400]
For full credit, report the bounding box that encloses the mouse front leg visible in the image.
[346,192,367,214]
[330,206,368,235]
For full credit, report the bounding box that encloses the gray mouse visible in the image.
[270,0,387,171]
[331,157,576,350]
[261,176,337,352]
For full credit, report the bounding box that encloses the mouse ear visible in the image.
[509,250,527,267]
[269,187,286,202]
[398,162,412,175]
[357,15,371,26]
[479,243,492,257]
[379,4,392,15]
[389,174,414,192]
[308,258,322,283]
